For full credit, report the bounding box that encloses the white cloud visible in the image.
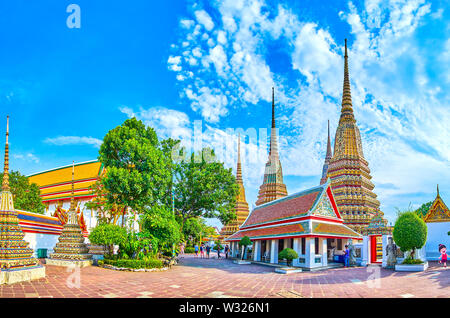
[44,136,102,148]
[13,153,39,164]
[195,10,215,31]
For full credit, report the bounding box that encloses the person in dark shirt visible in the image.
[344,245,349,267]
[224,245,229,259]
[206,245,211,259]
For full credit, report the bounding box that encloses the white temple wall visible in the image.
[24,233,59,257]
[425,222,449,260]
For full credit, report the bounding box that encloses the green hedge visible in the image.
[99,258,163,269]
[185,247,195,254]
[402,258,423,265]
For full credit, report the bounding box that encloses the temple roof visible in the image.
[226,219,361,241]
[419,185,450,223]
[28,160,103,202]
[242,186,323,228]
[226,181,362,241]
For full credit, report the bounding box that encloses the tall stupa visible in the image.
[326,39,383,233]
[219,134,250,239]
[320,120,333,185]
[255,87,288,206]
[0,116,45,284]
[46,161,93,267]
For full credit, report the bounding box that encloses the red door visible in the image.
[370,235,381,263]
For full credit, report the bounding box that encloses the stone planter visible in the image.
[395,261,428,272]
[233,260,251,265]
[275,267,302,274]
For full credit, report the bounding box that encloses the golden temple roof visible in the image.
[28,160,103,202]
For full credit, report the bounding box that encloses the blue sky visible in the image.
[1,0,449,229]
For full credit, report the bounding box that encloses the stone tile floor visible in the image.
[0,255,448,298]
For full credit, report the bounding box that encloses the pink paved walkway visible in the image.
[0,255,448,298]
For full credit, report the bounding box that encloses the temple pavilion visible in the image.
[324,39,386,234]
[226,180,362,269]
[218,135,250,241]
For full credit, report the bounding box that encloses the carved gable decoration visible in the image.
[424,197,450,223]
[312,193,336,218]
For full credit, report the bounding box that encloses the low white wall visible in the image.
[425,222,450,261]
[24,233,59,257]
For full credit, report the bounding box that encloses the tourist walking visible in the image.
[194,244,199,257]
[217,246,221,259]
[224,244,229,259]
[200,243,205,258]
[206,245,211,259]
[344,245,349,267]
[179,243,185,258]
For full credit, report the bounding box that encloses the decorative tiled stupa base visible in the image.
[46,258,93,268]
[0,265,45,285]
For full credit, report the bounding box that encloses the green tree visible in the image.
[182,217,216,245]
[88,223,128,256]
[85,177,127,225]
[278,248,298,267]
[239,236,252,260]
[0,171,45,214]
[141,205,181,254]
[172,147,239,231]
[98,118,171,221]
[393,211,427,259]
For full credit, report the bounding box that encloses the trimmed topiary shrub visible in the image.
[185,247,195,254]
[278,248,298,267]
[393,212,427,260]
[239,236,252,260]
[89,224,128,256]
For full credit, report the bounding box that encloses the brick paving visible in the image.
[0,254,448,298]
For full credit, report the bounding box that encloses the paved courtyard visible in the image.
[0,254,448,298]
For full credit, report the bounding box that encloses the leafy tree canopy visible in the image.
[239,236,252,247]
[98,118,171,214]
[89,223,128,255]
[0,171,45,214]
[141,205,181,253]
[171,146,239,229]
[182,217,216,245]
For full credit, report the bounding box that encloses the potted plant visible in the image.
[393,212,428,272]
[233,236,252,264]
[275,248,302,274]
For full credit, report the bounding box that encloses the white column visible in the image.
[270,239,278,264]
[361,236,369,266]
[305,238,315,269]
[253,241,261,261]
[293,238,300,266]
[381,235,389,268]
[322,238,328,267]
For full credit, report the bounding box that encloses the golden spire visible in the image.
[326,119,332,159]
[437,184,440,197]
[340,38,355,122]
[269,87,279,157]
[2,116,10,192]
[236,133,242,183]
